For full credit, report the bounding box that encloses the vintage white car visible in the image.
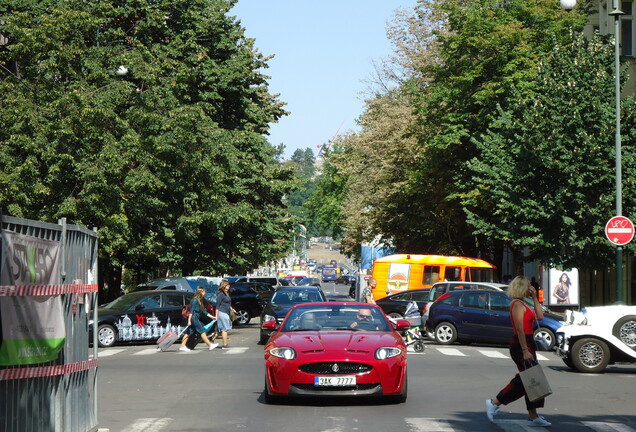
[556,305,636,373]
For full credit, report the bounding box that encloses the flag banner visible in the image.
[0,231,65,365]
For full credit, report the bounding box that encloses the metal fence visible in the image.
[0,213,99,432]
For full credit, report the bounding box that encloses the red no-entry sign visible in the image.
[605,216,635,246]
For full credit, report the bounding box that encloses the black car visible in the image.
[259,286,327,344]
[205,282,267,325]
[91,290,193,348]
[375,288,430,319]
[334,274,356,284]
[295,277,321,288]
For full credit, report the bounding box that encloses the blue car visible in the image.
[425,289,563,350]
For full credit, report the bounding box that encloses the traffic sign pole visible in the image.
[605,215,635,304]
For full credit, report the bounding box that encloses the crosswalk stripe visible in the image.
[133,348,165,356]
[435,347,467,356]
[120,418,172,432]
[582,422,636,432]
[479,349,509,359]
[98,349,126,357]
[405,417,454,431]
[494,419,542,431]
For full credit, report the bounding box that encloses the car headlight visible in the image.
[263,314,276,323]
[375,347,402,360]
[269,347,296,360]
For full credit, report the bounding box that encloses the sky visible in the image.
[230,0,417,159]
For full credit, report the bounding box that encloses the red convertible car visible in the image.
[263,302,409,404]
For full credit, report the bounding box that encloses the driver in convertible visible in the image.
[350,308,380,330]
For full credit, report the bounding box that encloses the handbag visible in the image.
[181,305,191,319]
[534,318,550,351]
[230,309,237,322]
[519,361,552,402]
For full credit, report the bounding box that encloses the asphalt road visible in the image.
[96,283,636,432]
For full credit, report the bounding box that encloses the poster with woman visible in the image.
[548,268,579,306]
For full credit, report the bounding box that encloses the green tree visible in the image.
[464,31,636,270]
[0,0,294,296]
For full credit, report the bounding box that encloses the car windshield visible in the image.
[271,289,324,306]
[104,293,146,312]
[281,304,391,332]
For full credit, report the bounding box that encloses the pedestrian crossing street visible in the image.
[94,344,555,361]
[113,417,636,432]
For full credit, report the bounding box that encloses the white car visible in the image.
[556,305,636,373]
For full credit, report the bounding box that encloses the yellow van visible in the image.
[370,254,497,300]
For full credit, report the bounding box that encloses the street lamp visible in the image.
[560,0,625,302]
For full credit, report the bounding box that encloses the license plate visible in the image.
[314,376,356,387]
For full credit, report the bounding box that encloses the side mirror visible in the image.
[262,320,277,330]
[395,319,411,330]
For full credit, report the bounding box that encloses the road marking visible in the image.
[405,417,455,431]
[97,349,126,357]
[493,419,544,431]
[133,348,163,356]
[582,422,636,432]
[120,418,172,432]
[222,347,249,354]
[435,347,467,356]
[479,349,509,359]
[536,353,550,361]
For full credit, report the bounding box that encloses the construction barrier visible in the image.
[0,212,99,432]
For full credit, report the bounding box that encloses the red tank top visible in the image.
[510,299,535,335]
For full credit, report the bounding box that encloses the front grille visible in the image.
[299,362,372,375]
[292,383,378,391]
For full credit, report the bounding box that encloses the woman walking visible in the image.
[214,280,237,349]
[486,276,551,427]
[179,287,218,351]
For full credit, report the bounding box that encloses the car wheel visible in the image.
[235,309,250,325]
[534,327,556,351]
[571,337,610,373]
[259,332,269,345]
[264,379,282,404]
[97,324,117,348]
[612,315,636,349]
[388,372,407,404]
[413,341,425,353]
[434,322,458,345]
[388,312,404,320]
[562,356,575,370]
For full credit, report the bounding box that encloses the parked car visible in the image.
[278,278,291,287]
[204,282,266,325]
[335,274,356,285]
[185,276,222,301]
[90,290,193,348]
[263,302,410,404]
[422,282,507,325]
[132,277,193,293]
[556,305,636,373]
[425,290,563,349]
[226,276,281,288]
[296,277,321,288]
[259,286,326,344]
[376,288,430,320]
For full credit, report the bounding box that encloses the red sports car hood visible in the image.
[273,331,401,354]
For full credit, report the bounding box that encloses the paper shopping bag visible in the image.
[520,362,552,402]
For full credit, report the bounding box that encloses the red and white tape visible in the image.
[0,284,98,296]
[0,358,98,381]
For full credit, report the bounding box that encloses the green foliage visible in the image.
[464,31,636,269]
[0,0,294,282]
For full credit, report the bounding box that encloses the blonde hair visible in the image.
[194,287,206,304]
[507,276,530,299]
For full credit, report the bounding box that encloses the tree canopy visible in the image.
[0,0,296,292]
